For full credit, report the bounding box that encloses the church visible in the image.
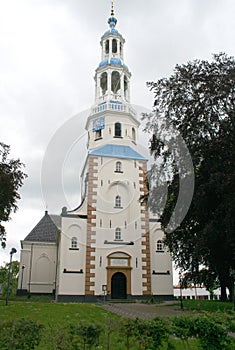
[17,4,173,301]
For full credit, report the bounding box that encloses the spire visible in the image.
[111,0,115,16]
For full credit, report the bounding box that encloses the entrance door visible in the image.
[111,272,127,299]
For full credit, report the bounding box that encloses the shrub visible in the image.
[190,315,231,350]
[0,318,43,349]
[70,321,103,350]
[119,318,136,349]
[171,316,193,349]
[133,317,169,350]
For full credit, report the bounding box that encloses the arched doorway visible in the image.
[111,272,127,299]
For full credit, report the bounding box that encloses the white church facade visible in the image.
[17,5,173,301]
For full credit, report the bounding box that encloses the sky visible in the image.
[0,0,234,276]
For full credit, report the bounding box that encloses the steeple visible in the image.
[86,3,139,150]
[93,3,131,106]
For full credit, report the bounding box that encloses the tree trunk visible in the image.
[227,279,234,302]
[220,282,227,301]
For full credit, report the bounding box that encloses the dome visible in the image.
[103,28,119,36]
[99,59,109,68]
[98,58,129,71]
[110,58,122,66]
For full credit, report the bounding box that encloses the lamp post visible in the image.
[20,265,25,290]
[179,270,184,311]
[5,248,17,306]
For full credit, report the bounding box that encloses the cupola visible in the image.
[86,1,139,150]
[93,2,131,106]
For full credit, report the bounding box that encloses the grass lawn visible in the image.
[0,298,234,349]
[0,299,114,325]
[180,299,234,312]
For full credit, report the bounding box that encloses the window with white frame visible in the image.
[115,195,121,208]
[115,228,122,240]
[115,161,122,172]
[156,240,164,252]
[71,237,78,249]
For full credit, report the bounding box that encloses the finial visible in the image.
[108,0,117,29]
[111,0,115,16]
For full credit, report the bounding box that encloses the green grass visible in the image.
[181,299,234,312]
[0,299,234,349]
[0,300,114,325]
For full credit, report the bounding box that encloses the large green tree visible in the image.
[144,53,235,301]
[0,142,27,248]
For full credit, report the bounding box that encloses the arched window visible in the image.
[124,75,128,98]
[115,122,122,137]
[105,40,109,54]
[120,42,122,57]
[132,127,136,141]
[156,240,164,252]
[71,237,78,249]
[111,71,120,93]
[115,161,122,172]
[112,39,117,53]
[100,72,107,96]
[115,195,121,208]
[115,228,121,240]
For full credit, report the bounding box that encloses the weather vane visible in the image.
[111,0,115,16]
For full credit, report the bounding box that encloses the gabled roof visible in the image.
[24,211,61,243]
[89,144,147,160]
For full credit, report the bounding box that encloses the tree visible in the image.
[0,142,27,247]
[143,53,235,301]
[0,260,19,296]
[181,269,219,300]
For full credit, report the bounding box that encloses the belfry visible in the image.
[17,3,173,301]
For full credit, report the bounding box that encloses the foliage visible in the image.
[143,53,235,301]
[181,269,219,299]
[104,317,119,350]
[0,142,27,247]
[119,318,136,349]
[0,318,43,350]
[118,317,169,350]
[0,260,19,296]
[190,315,231,349]
[70,322,103,350]
[0,300,234,349]
[172,316,193,349]
[41,324,71,350]
[171,314,232,350]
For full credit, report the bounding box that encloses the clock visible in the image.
[93,117,105,131]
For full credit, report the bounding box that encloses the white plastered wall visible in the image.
[57,216,87,296]
[150,220,173,296]
[18,241,57,294]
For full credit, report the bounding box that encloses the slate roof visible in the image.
[24,211,61,243]
[89,144,147,160]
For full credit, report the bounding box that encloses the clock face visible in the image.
[93,117,105,131]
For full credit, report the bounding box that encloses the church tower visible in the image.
[17,2,173,300]
[83,2,151,300]
[55,3,173,301]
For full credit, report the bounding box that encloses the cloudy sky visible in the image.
[0,0,234,271]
